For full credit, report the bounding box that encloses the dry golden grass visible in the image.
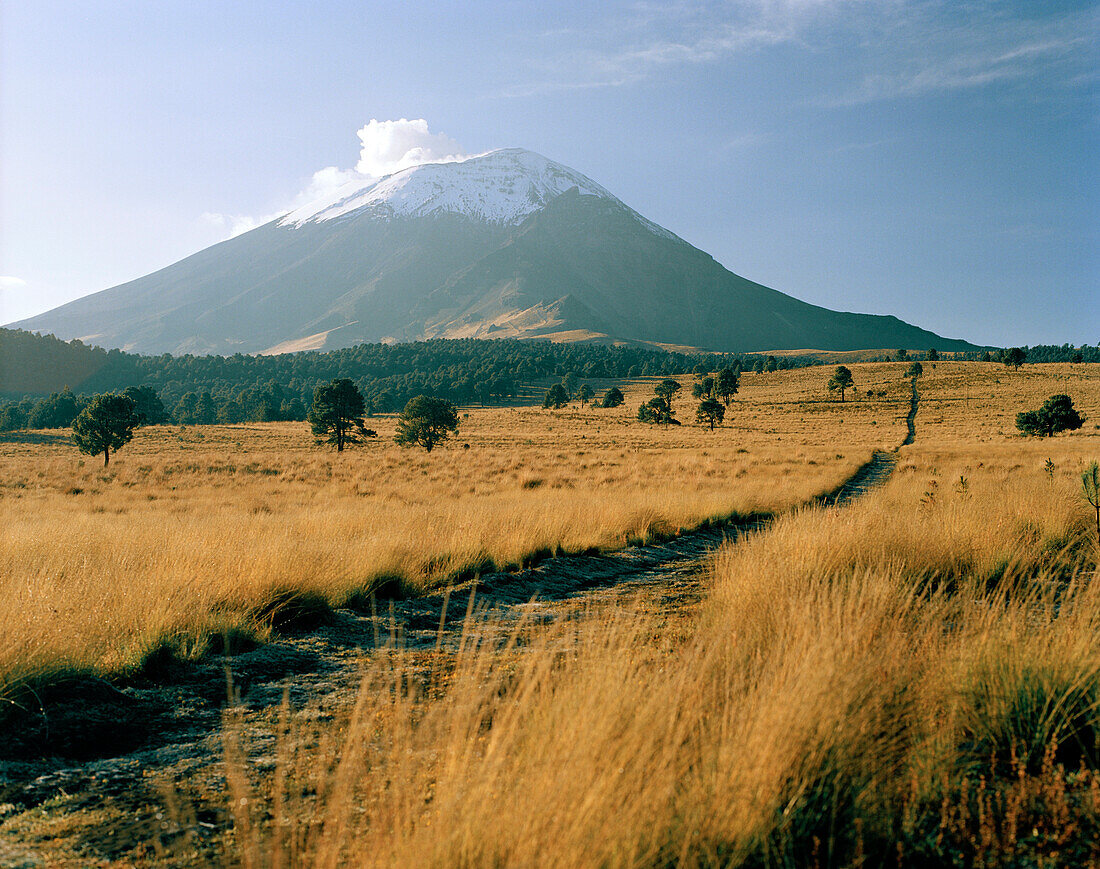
[0,368,912,698]
[915,360,1100,443]
[204,362,1100,866]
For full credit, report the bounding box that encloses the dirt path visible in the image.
[904,377,919,445]
[0,391,918,866]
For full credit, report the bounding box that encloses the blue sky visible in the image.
[1,0,1096,347]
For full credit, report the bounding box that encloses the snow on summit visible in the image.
[279,148,617,227]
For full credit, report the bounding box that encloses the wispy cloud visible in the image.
[825,16,1096,107]
[495,3,811,97]
[827,137,897,154]
[496,1,1098,105]
[721,131,771,150]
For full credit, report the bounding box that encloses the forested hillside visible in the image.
[4,328,1095,431]
[1,329,784,426]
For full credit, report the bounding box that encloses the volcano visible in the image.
[10,148,974,356]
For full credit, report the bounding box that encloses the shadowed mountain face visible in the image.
[10,149,975,355]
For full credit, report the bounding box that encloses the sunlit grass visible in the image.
[217,401,1100,867]
[0,367,914,699]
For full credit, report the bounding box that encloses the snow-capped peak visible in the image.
[278,148,618,227]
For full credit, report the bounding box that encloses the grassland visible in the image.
[0,366,916,701]
[4,360,1100,866]
[211,363,1100,866]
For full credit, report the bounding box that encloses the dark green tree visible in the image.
[600,387,625,408]
[927,348,939,362]
[1004,347,1027,370]
[895,349,909,361]
[696,398,726,430]
[905,361,924,380]
[121,385,169,425]
[71,393,141,467]
[765,355,778,373]
[716,367,740,405]
[173,392,199,424]
[562,372,579,399]
[394,395,459,452]
[1015,394,1085,437]
[691,375,715,400]
[308,378,371,451]
[195,392,217,425]
[637,396,677,425]
[543,384,569,409]
[827,366,855,402]
[578,384,595,406]
[217,398,248,424]
[654,378,682,417]
[28,388,83,428]
[0,404,28,432]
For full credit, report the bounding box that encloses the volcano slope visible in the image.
[11,149,976,356]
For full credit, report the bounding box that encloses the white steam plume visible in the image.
[203,119,467,239]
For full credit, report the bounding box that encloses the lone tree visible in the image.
[827,366,855,402]
[395,395,459,452]
[599,387,625,408]
[1004,347,1027,370]
[308,378,372,451]
[543,384,569,409]
[1015,394,1085,437]
[71,393,141,467]
[927,348,939,362]
[695,398,726,430]
[654,379,682,417]
[905,361,924,380]
[716,367,740,405]
[578,384,595,406]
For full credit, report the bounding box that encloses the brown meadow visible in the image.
[0,366,917,698]
[213,364,1100,867]
[3,360,1100,865]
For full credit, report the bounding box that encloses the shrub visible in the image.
[1016,394,1085,437]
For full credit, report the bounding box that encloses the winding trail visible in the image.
[0,387,920,865]
[905,377,919,446]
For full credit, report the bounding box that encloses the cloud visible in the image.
[0,276,27,289]
[826,28,1094,107]
[201,211,273,238]
[203,119,467,240]
[353,118,466,177]
[494,0,842,96]
[496,1,1097,104]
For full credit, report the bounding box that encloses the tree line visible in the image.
[1,332,823,429]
